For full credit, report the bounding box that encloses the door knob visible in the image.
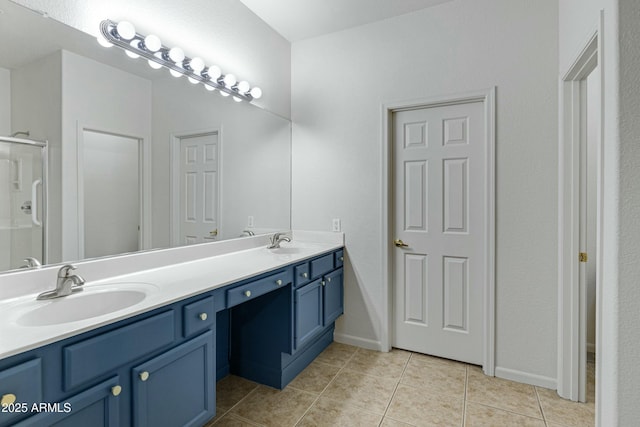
[209,229,218,237]
[394,239,409,248]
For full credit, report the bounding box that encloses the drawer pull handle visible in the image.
[111,385,122,396]
[1,393,16,406]
[199,313,208,321]
[327,277,332,283]
[140,371,150,381]
[302,272,308,278]
[244,290,252,297]
[276,279,283,286]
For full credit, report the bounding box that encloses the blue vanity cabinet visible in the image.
[14,376,120,427]
[323,267,344,326]
[132,331,214,427]
[0,294,217,427]
[294,278,324,350]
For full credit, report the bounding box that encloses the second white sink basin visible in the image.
[16,283,156,327]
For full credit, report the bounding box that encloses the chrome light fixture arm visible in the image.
[99,19,261,102]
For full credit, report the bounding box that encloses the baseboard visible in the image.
[494,366,557,389]
[333,332,381,351]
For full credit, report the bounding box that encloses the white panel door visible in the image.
[83,131,140,258]
[393,101,485,364]
[179,133,219,245]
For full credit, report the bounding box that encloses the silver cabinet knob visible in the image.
[199,313,208,321]
[321,281,326,287]
[1,393,16,406]
[327,277,332,283]
[111,385,122,396]
[340,256,344,262]
[139,371,150,381]
[302,272,308,278]
[244,290,252,297]
[276,279,283,286]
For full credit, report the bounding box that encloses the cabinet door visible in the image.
[323,268,344,326]
[132,331,215,427]
[294,279,324,350]
[15,376,120,427]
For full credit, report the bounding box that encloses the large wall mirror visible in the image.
[0,0,291,273]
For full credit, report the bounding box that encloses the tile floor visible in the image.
[205,343,595,427]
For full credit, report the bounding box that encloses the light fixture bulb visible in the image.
[189,57,205,73]
[148,59,162,69]
[223,74,237,87]
[144,34,161,52]
[207,65,222,80]
[188,76,199,84]
[170,69,182,78]
[250,87,262,99]
[205,85,216,91]
[233,96,242,102]
[116,21,136,40]
[168,47,185,63]
[220,91,230,97]
[97,35,113,48]
[237,81,250,93]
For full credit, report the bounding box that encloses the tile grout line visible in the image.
[210,380,260,425]
[534,386,549,425]
[461,364,469,427]
[377,350,414,426]
[292,345,360,426]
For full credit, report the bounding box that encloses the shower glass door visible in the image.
[0,137,47,270]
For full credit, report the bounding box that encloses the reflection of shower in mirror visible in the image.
[0,136,47,271]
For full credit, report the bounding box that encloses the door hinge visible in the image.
[579,252,588,263]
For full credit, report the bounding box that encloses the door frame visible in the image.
[381,88,496,375]
[557,13,603,406]
[76,124,150,259]
[169,127,222,246]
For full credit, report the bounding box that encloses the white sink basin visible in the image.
[15,283,156,327]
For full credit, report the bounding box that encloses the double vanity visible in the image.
[0,232,344,426]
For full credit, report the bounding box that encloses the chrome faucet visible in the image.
[243,229,255,236]
[37,264,86,300]
[21,257,42,269]
[267,232,291,249]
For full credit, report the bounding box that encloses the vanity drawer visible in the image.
[294,263,311,287]
[183,296,215,337]
[63,311,175,391]
[310,254,334,279]
[0,359,42,426]
[334,250,344,268]
[227,271,290,308]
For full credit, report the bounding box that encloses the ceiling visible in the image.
[238,0,453,42]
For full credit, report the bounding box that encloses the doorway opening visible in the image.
[557,22,602,413]
[78,129,143,259]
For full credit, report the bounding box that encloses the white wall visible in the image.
[292,0,559,383]
[0,67,10,136]
[11,0,291,119]
[151,76,291,245]
[61,50,152,262]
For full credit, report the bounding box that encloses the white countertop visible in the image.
[0,232,343,360]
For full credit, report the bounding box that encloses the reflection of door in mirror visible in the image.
[81,130,141,258]
[0,138,46,270]
[178,132,220,245]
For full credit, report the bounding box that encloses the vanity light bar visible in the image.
[98,19,263,103]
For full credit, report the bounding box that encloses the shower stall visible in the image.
[0,136,47,270]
